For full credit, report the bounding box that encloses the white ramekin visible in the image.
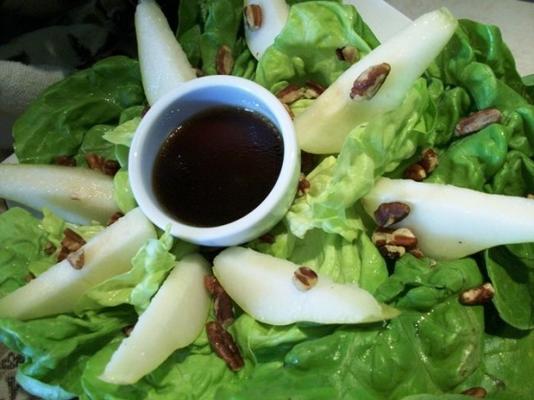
[129,75,299,246]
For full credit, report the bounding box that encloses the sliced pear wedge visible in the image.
[362,178,534,260]
[244,0,290,60]
[213,247,398,325]
[136,0,196,105]
[0,208,156,320]
[100,254,210,385]
[295,8,457,154]
[0,163,118,225]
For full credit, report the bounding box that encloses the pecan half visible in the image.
[54,155,76,166]
[404,163,427,181]
[85,153,119,176]
[244,4,262,30]
[67,250,85,269]
[305,81,325,96]
[276,84,304,105]
[350,63,391,101]
[379,244,405,260]
[372,227,418,255]
[107,212,124,226]
[459,283,495,305]
[455,108,502,137]
[420,148,439,174]
[374,202,411,228]
[57,228,86,261]
[206,321,244,371]
[293,266,318,291]
[336,46,359,64]
[461,387,487,398]
[102,159,120,176]
[216,45,234,75]
[259,233,275,244]
[297,174,311,196]
[204,276,235,327]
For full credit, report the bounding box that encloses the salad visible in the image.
[1,0,534,399]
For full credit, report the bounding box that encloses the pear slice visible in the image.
[100,254,210,385]
[244,0,290,60]
[136,0,196,105]
[0,164,118,225]
[213,247,397,325]
[0,208,156,320]
[362,178,534,260]
[295,8,457,154]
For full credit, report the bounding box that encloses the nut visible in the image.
[107,212,124,226]
[379,244,405,260]
[455,108,502,137]
[204,276,235,327]
[297,174,311,196]
[461,387,487,398]
[102,159,120,176]
[206,321,244,371]
[303,81,325,99]
[54,155,76,166]
[374,202,411,228]
[372,227,418,255]
[259,233,275,244]
[390,228,417,249]
[276,84,304,105]
[350,63,391,101]
[336,46,359,64]
[57,228,86,261]
[420,148,439,174]
[244,4,262,30]
[459,283,495,305]
[293,266,318,291]
[216,45,234,75]
[85,153,119,176]
[404,163,427,181]
[67,250,85,269]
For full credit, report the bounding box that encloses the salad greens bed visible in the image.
[2,0,534,399]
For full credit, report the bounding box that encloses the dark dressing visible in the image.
[152,106,283,227]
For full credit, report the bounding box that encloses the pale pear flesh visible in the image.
[136,0,196,105]
[0,208,156,320]
[295,8,457,154]
[100,254,211,385]
[213,247,398,326]
[0,164,118,225]
[362,178,534,260]
[244,0,290,60]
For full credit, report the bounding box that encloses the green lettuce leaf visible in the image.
[255,1,379,92]
[77,232,178,313]
[103,117,141,148]
[113,170,137,214]
[0,308,134,399]
[13,56,144,164]
[0,208,50,296]
[286,79,431,240]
